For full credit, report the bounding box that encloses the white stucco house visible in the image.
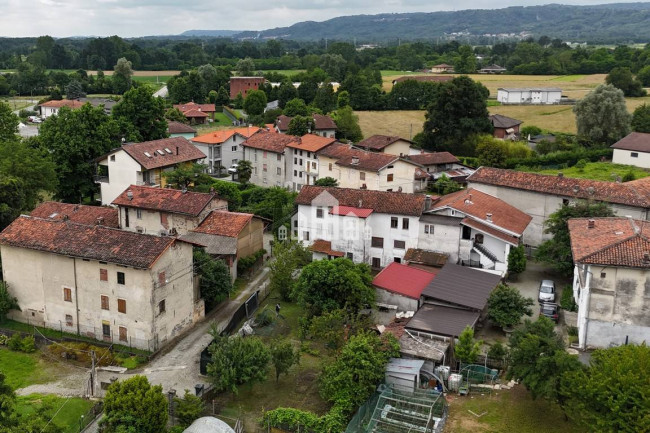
[611,132,650,169]
[286,134,338,191]
[568,217,650,349]
[191,126,261,175]
[242,130,297,188]
[496,87,562,104]
[39,99,85,118]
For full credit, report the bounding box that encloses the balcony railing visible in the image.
[93,175,109,183]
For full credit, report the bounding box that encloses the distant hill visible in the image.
[181,30,243,37]
[225,3,650,43]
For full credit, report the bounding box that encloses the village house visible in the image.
[372,262,438,311]
[568,217,650,349]
[111,185,228,236]
[357,135,413,156]
[275,114,337,138]
[39,99,85,118]
[29,202,119,228]
[286,134,338,191]
[230,77,265,99]
[167,121,197,139]
[496,87,562,105]
[420,188,532,275]
[241,130,297,187]
[405,152,474,184]
[467,167,650,246]
[179,211,266,281]
[317,142,424,193]
[95,137,206,206]
[611,132,650,169]
[294,186,425,268]
[489,114,523,140]
[191,126,261,175]
[0,216,200,351]
[173,102,217,124]
[430,64,454,73]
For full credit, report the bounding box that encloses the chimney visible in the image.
[588,219,595,229]
[181,187,187,194]
[176,146,179,155]
[644,252,650,265]
[558,173,564,178]
[96,217,104,225]
[127,190,133,201]
[486,213,492,222]
[424,195,432,211]
[351,156,360,165]
[62,214,69,221]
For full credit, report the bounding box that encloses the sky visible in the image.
[0,0,644,38]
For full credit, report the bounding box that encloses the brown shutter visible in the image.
[117,299,126,314]
[101,295,109,310]
[100,268,108,281]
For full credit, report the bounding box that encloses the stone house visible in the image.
[242,130,298,187]
[0,216,200,351]
[568,217,650,349]
[611,132,650,169]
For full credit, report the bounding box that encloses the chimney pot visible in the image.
[588,219,595,229]
[486,213,492,222]
[127,190,133,201]
[558,172,564,178]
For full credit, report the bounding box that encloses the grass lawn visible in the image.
[259,69,306,77]
[15,394,93,433]
[518,161,650,182]
[445,385,585,433]
[357,110,425,139]
[0,347,64,389]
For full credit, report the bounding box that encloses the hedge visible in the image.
[505,148,612,170]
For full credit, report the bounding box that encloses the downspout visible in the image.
[73,258,80,336]
[578,265,592,350]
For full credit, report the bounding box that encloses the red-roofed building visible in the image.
[372,262,437,311]
[357,135,413,155]
[173,102,217,124]
[0,215,200,351]
[568,217,650,349]
[192,126,261,174]
[275,114,337,138]
[30,202,119,228]
[39,99,86,118]
[112,185,228,236]
[286,134,338,191]
[95,137,206,205]
[242,131,300,187]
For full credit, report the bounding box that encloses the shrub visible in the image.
[622,170,636,182]
[487,341,508,361]
[0,334,8,345]
[237,249,267,275]
[21,335,36,353]
[7,333,22,351]
[256,307,275,327]
[560,286,578,312]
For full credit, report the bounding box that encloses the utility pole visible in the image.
[90,350,96,397]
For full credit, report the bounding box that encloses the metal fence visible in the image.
[78,401,103,432]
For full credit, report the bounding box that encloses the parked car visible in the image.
[538,279,556,302]
[539,302,560,323]
[28,116,42,123]
[227,164,239,174]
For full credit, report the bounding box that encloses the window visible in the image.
[263,163,268,172]
[303,231,310,241]
[562,199,570,206]
[263,177,267,184]
[158,300,166,314]
[312,162,316,169]
[316,207,324,218]
[372,257,381,269]
[277,154,282,161]
[299,159,303,165]
[110,155,115,162]
[631,152,639,158]
[263,151,268,158]
[394,240,406,249]
[300,151,303,156]
[329,163,332,171]
[475,234,484,244]
[294,170,297,176]
[600,272,606,278]
[294,157,297,164]
[101,295,109,310]
[136,209,142,219]
[394,257,402,263]
[371,237,384,248]
[158,271,166,286]
[360,172,365,180]
[402,218,409,230]
[387,174,394,182]
[294,149,297,155]
[117,272,125,285]
[117,298,126,314]
[65,315,73,326]
[293,220,298,227]
[299,172,302,178]
[387,165,394,169]
[390,217,398,229]
[254,152,258,162]
[102,322,111,337]
[346,252,353,260]
[99,268,108,281]
[119,326,128,342]
[424,224,434,235]
[277,167,282,175]
[63,288,72,302]
[462,226,472,240]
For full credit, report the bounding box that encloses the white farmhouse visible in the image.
[611,132,650,169]
[496,87,562,104]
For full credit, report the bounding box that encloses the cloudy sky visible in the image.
[0,0,640,37]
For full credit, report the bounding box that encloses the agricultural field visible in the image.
[357,110,425,139]
[518,161,650,182]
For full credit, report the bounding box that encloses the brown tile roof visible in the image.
[404,248,448,267]
[192,127,261,145]
[0,216,177,268]
[392,75,453,84]
[431,188,531,236]
[358,135,412,151]
[610,132,650,152]
[29,202,119,228]
[40,99,85,109]
[173,102,216,113]
[167,121,196,134]
[112,185,222,216]
[310,239,344,257]
[319,142,406,171]
[286,134,336,152]
[568,217,650,268]
[490,114,523,129]
[296,186,426,216]
[312,114,337,130]
[194,210,253,237]
[120,137,206,170]
[242,130,299,153]
[275,115,292,132]
[467,167,650,208]
[407,152,460,166]
[183,108,208,118]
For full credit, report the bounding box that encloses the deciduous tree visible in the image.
[0,102,18,142]
[243,90,267,117]
[236,160,253,184]
[605,67,646,97]
[487,284,534,329]
[286,115,313,136]
[314,177,338,187]
[112,57,134,94]
[332,106,362,142]
[631,103,650,133]
[270,339,300,382]
[269,239,310,301]
[574,84,631,145]
[112,86,167,142]
[236,57,256,76]
[283,98,309,117]
[455,326,481,364]
[507,244,527,277]
[193,249,232,310]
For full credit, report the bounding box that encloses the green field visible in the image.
[550,75,586,82]
[0,347,60,389]
[380,70,423,76]
[259,69,306,77]
[518,161,650,182]
[16,394,93,433]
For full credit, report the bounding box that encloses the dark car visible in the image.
[539,302,560,323]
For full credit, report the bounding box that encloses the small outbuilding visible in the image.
[496,87,562,105]
[385,358,425,392]
[183,417,235,433]
[611,132,650,169]
[372,262,437,311]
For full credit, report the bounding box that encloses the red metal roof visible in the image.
[329,205,374,218]
[372,262,437,300]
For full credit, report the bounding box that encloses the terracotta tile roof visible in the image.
[407,152,460,166]
[0,216,177,268]
[112,185,222,216]
[242,130,299,153]
[330,205,374,218]
[414,168,430,180]
[320,142,404,171]
[392,75,453,84]
[358,135,412,151]
[404,249,448,267]
[286,134,336,152]
[611,132,650,152]
[183,108,208,118]
[467,167,650,208]
[490,114,523,129]
[173,102,216,113]
[461,217,520,245]
[275,115,292,132]
[121,137,206,170]
[167,121,196,134]
[310,239,344,257]
[296,186,426,216]
[29,202,119,228]
[568,217,650,268]
[40,99,85,109]
[193,210,253,237]
[372,262,437,299]
[193,127,261,145]
[431,188,532,236]
[312,114,337,130]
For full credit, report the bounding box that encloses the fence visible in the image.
[78,401,104,432]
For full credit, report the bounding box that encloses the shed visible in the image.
[183,417,235,433]
[385,358,425,392]
[421,263,501,311]
[406,304,480,338]
[372,262,437,311]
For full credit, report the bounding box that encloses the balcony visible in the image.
[93,175,109,183]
